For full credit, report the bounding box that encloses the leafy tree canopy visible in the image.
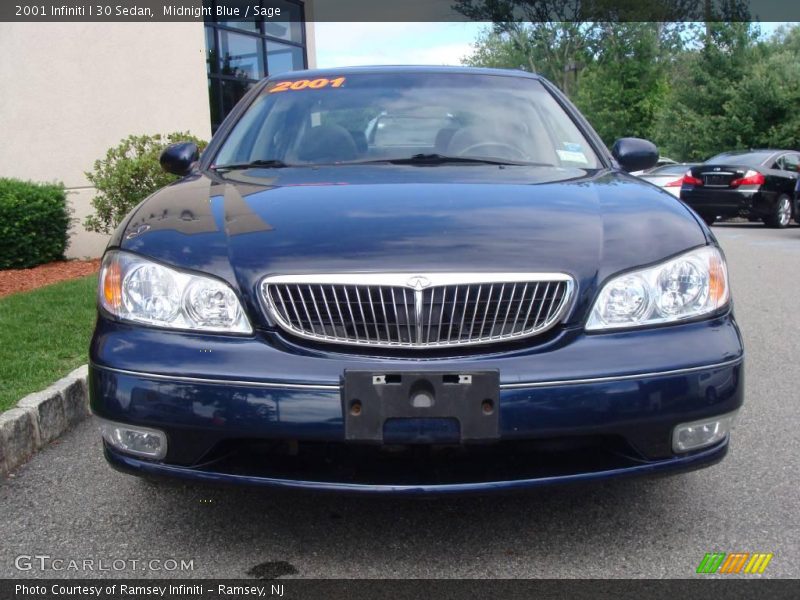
[459,2,797,160]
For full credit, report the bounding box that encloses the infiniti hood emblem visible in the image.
[407,276,431,290]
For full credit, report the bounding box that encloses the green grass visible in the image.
[0,275,97,411]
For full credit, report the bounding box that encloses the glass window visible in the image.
[781,153,799,172]
[205,27,216,75]
[706,150,775,167]
[213,73,601,169]
[209,79,220,127]
[266,41,305,76]
[221,79,256,116]
[205,1,308,131]
[217,0,258,31]
[224,20,259,33]
[264,1,304,43]
[218,30,263,80]
[369,115,456,148]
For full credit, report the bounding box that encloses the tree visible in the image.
[572,23,672,144]
[455,0,602,96]
[462,26,538,73]
[463,22,598,96]
[458,0,797,159]
[455,0,706,97]
[84,133,208,234]
[462,21,686,144]
[722,50,800,150]
[652,21,760,160]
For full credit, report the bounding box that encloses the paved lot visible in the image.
[1,223,799,579]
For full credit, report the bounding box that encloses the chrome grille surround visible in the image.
[260,273,575,349]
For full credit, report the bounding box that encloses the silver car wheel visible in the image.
[779,197,791,227]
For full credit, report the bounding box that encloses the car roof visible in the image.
[718,148,790,154]
[706,149,793,166]
[710,149,790,159]
[267,65,542,81]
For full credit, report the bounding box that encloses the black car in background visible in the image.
[680,149,800,227]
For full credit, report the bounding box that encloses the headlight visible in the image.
[99,251,252,334]
[586,246,729,331]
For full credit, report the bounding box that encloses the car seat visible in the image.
[296,124,358,163]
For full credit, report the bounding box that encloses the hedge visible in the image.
[0,178,70,269]
[84,132,208,234]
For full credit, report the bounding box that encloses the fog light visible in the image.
[672,412,737,453]
[99,419,167,459]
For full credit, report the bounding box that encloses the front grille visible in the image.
[260,274,574,349]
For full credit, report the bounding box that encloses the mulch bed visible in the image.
[0,259,101,299]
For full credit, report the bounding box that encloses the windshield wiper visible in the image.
[213,159,293,170]
[344,154,551,167]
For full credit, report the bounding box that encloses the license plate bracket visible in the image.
[343,370,500,443]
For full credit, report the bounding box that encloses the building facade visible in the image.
[0,3,314,258]
[205,0,315,131]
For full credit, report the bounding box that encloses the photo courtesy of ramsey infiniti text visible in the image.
[90,67,743,494]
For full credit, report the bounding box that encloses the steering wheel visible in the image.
[455,142,528,161]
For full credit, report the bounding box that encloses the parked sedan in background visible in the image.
[629,156,677,176]
[639,163,699,197]
[680,149,800,227]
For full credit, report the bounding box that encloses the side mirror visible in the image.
[611,138,659,173]
[160,142,199,176]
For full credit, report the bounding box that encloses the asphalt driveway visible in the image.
[1,222,798,579]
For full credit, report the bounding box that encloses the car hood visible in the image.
[116,165,707,326]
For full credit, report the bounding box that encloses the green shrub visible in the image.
[84,132,208,234]
[0,179,69,269]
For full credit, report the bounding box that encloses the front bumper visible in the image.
[681,187,776,218]
[90,313,744,493]
[103,438,729,495]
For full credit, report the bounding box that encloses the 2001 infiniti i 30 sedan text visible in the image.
[90,67,743,494]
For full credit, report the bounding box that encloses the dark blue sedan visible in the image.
[90,67,743,494]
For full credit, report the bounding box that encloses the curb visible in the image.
[0,364,89,477]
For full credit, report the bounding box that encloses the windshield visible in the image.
[706,151,774,166]
[212,72,601,169]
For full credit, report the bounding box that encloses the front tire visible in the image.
[701,214,716,226]
[764,194,792,228]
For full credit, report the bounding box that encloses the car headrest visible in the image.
[434,128,458,154]
[297,124,358,163]
[445,126,493,155]
[348,130,368,155]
